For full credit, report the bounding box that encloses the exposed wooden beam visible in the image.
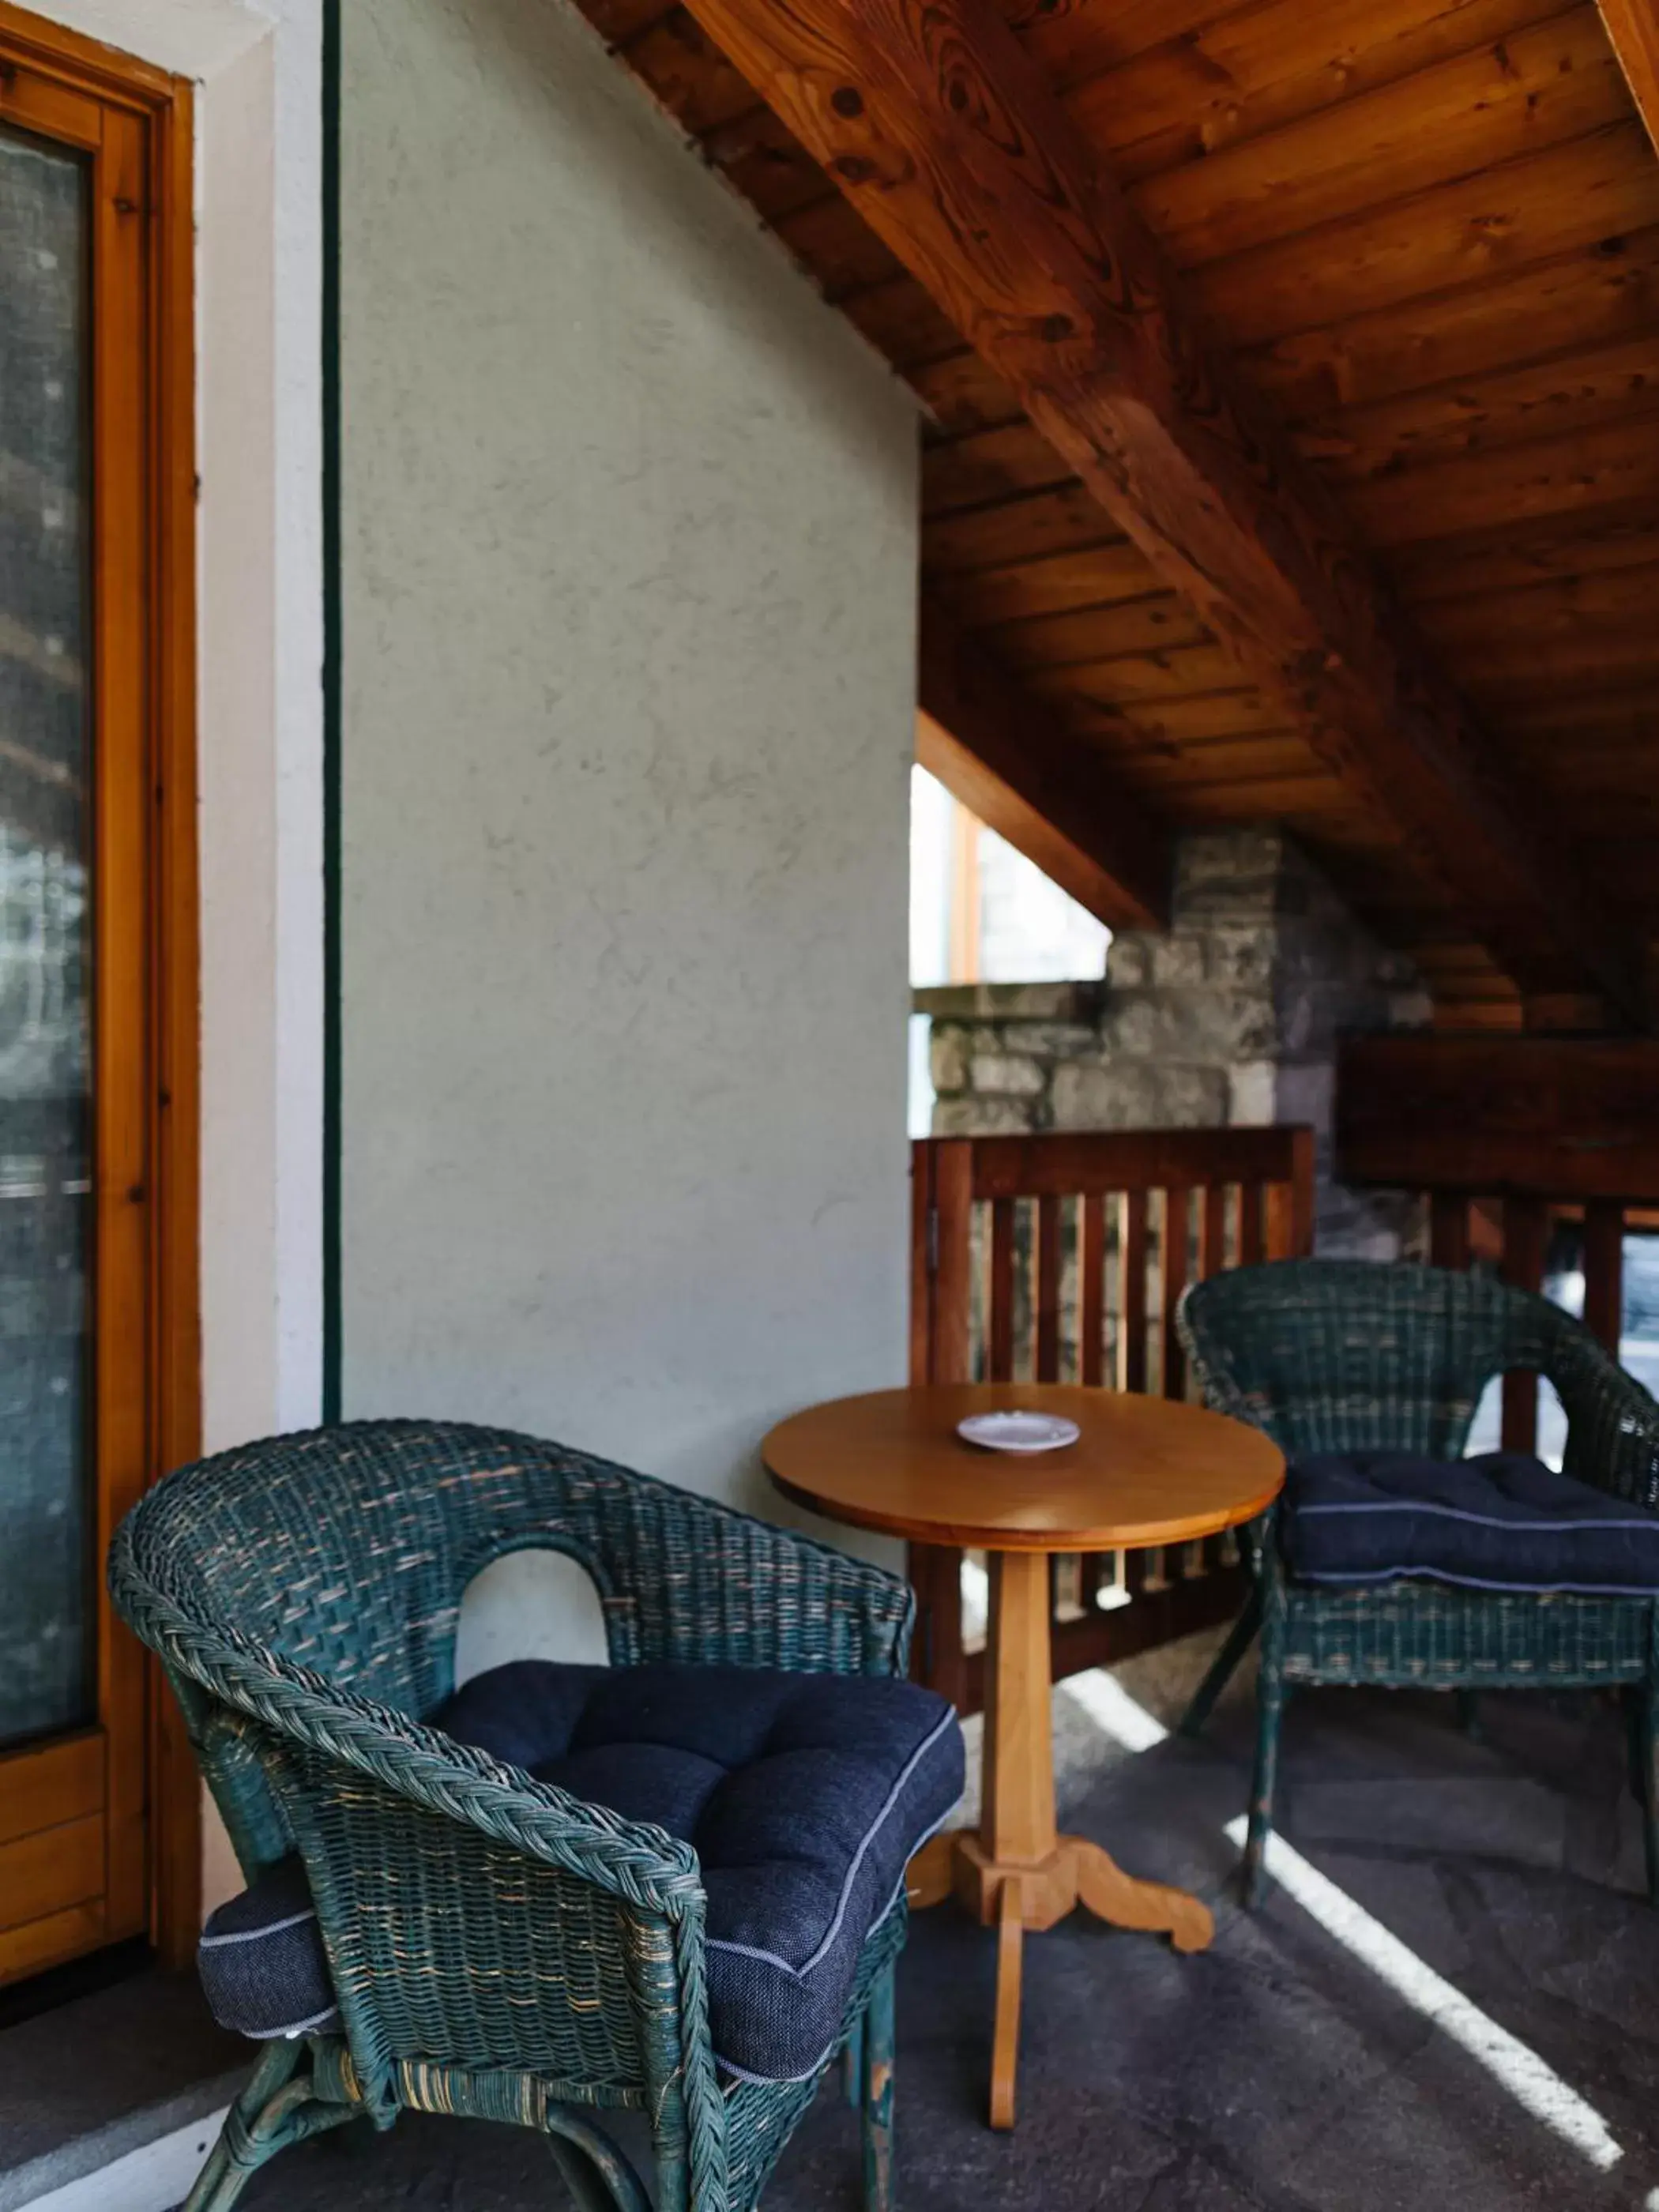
[917,599,1170,932]
[1599,0,1659,158]
[672,0,1650,1024]
[1338,1033,1659,1201]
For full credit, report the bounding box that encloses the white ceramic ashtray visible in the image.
[957,1411,1081,1454]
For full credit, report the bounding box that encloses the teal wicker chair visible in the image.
[108,1419,927,2212]
[1176,1262,1659,1907]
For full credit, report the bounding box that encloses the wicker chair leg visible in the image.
[1178,1589,1262,1740]
[183,2040,356,2212]
[845,2011,865,2106]
[1243,1610,1286,1909]
[1638,1687,1659,1911]
[547,2118,652,2212]
[860,1963,897,2212]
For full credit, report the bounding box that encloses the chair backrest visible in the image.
[1178,1261,1658,1503]
[110,1421,719,2113]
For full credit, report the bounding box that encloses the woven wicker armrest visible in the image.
[1549,1330,1659,1510]
[115,1560,704,1913]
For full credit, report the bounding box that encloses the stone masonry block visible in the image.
[969,1051,1047,1098]
[1051,1061,1228,1130]
[929,1025,970,1095]
[1149,931,1207,988]
[931,1095,1040,1138]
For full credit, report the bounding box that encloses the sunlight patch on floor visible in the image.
[1063,1668,1624,2176]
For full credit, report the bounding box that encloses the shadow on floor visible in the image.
[236,1630,1659,2210]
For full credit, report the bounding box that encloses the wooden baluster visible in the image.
[1429,1191,1472,1272]
[1162,1185,1191,1401]
[1080,1193,1106,1388]
[1035,1193,1062,1382]
[908,1138,974,1706]
[1501,1195,1548,1454]
[1582,1199,1626,1354]
[1236,1179,1264,1266]
[989,1196,1017,1384]
[1118,1188,1148,1394]
[1200,1183,1228,1279]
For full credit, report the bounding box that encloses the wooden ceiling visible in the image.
[573,0,1659,1028]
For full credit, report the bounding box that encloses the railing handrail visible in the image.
[929,1125,1311,1201]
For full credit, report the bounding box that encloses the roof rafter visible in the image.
[1597,0,1659,160]
[671,0,1650,1023]
[918,598,1171,933]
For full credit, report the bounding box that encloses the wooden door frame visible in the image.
[0,2,201,1971]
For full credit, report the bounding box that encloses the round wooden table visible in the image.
[762,1382,1284,2130]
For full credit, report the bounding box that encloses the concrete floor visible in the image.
[232,1630,1659,2210]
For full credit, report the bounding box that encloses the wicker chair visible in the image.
[109,1419,924,2212]
[1176,1261,1659,1907]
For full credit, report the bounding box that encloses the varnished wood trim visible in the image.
[917,603,1171,931]
[1597,0,1659,158]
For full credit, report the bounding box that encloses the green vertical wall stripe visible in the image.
[322,0,343,1422]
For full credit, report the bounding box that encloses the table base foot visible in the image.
[905,1828,1213,2127]
[991,1879,1024,2131]
[1068,1836,1214,1954]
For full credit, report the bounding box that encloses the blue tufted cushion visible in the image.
[1284,1448,1659,1594]
[196,1854,340,2041]
[197,1661,962,2085]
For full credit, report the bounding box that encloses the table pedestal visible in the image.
[906,1550,1213,2129]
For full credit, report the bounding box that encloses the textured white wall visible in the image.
[338,0,917,1574]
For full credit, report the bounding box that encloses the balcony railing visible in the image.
[908,1124,1316,1713]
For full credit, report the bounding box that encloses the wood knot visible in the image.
[1040,313,1073,343]
[833,155,874,183]
[830,85,863,118]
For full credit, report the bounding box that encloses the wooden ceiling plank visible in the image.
[1596,0,1659,157]
[773,187,907,292]
[701,103,839,221]
[1346,405,1659,541]
[916,602,1173,930]
[922,419,1081,514]
[1028,644,1282,707]
[935,537,1166,623]
[1416,555,1659,642]
[989,592,1210,671]
[1391,497,1659,604]
[1064,0,1574,182]
[1068,688,1297,747]
[1296,332,1659,483]
[908,346,1027,434]
[1130,8,1628,271]
[622,8,759,133]
[1194,123,1659,350]
[1254,224,1659,420]
[672,0,1646,1015]
[833,270,961,364]
[922,481,1133,571]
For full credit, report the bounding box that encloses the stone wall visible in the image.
[920,829,1431,1256]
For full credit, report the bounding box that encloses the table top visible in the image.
[762,1382,1284,1552]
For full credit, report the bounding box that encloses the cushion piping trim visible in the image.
[199,1906,318,1949]
[712,1858,916,2087]
[1296,1502,1659,1533]
[705,1707,957,1982]
[240,2002,342,2041]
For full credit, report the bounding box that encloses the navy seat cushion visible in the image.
[1284,1448,1659,1595]
[198,1661,963,2085]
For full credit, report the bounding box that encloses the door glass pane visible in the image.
[0,125,92,1749]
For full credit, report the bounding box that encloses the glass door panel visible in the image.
[0,122,94,1755]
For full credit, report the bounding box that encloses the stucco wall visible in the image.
[337,0,918,1616]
